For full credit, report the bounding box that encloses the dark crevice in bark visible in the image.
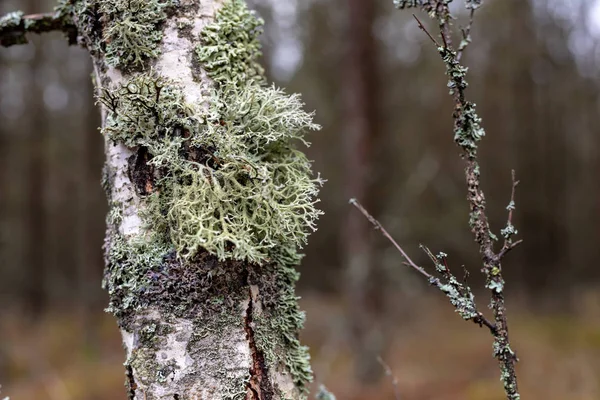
[244,275,274,400]
[128,146,155,196]
[125,363,138,400]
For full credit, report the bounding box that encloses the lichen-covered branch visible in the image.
[0,9,77,47]
[351,199,497,335]
[351,2,522,399]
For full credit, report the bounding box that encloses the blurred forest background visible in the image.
[1,0,600,399]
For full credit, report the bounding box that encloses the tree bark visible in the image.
[0,0,319,396]
[67,0,319,398]
[342,0,381,382]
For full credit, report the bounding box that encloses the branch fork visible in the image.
[354,1,523,399]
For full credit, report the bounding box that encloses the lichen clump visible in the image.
[100,0,170,68]
[254,264,313,391]
[196,0,265,85]
[101,72,322,265]
[63,0,172,69]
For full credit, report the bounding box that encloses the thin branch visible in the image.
[0,10,77,47]
[457,8,477,61]
[350,198,432,281]
[498,170,522,259]
[352,199,498,336]
[377,356,401,400]
[412,14,440,47]
[362,2,522,399]
[409,1,521,398]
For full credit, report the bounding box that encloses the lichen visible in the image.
[393,0,438,12]
[99,0,321,395]
[316,385,337,400]
[123,317,178,393]
[195,0,265,86]
[62,0,173,69]
[188,311,250,400]
[253,264,313,394]
[103,232,171,319]
[100,71,322,266]
[0,11,24,28]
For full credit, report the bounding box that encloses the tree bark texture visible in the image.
[62,0,321,398]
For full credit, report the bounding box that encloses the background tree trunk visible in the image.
[342,0,382,382]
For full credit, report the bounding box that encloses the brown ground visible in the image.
[2,291,599,400]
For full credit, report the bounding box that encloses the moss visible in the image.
[195,0,265,86]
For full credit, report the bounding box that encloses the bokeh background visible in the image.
[1,0,600,399]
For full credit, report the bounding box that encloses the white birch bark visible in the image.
[89,1,309,398]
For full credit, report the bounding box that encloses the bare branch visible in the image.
[412,14,440,47]
[350,198,432,281]
[0,10,77,47]
[377,356,402,400]
[457,7,477,61]
[498,170,521,259]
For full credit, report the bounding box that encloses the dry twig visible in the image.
[377,356,402,400]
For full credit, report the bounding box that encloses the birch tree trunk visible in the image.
[0,0,321,398]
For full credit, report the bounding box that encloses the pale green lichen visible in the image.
[173,84,322,263]
[100,0,172,68]
[316,385,337,400]
[422,247,480,321]
[188,312,250,400]
[195,0,265,86]
[0,11,24,28]
[393,0,438,12]
[500,223,517,239]
[103,233,171,317]
[61,0,172,69]
[466,0,482,10]
[100,72,322,266]
[254,264,313,393]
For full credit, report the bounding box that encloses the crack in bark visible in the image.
[127,147,155,197]
[244,282,274,400]
[125,364,137,400]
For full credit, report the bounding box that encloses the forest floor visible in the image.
[1,291,599,400]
